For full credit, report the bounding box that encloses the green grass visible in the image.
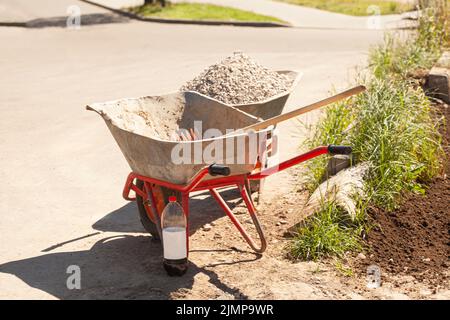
[129,2,286,23]
[277,0,415,16]
[371,6,448,78]
[289,202,364,261]
[304,98,355,192]
[290,3,447,262]
[350,78,442,210]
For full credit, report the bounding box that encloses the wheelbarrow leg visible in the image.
[181,192,190,255]
[143,182,163,238]
[238,184,267,253]
[209,186,267,254]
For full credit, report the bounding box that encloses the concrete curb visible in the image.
[0,12,129,28]
[80,0,291,28]
[0,22,27,27]
[427,51,450,104]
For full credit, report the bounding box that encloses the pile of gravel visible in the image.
[180,53,292,105]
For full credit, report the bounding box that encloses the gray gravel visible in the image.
[180,53,292,105]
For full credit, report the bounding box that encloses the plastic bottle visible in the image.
[161,196,188,276]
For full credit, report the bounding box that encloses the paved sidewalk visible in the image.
[172,0,416,29]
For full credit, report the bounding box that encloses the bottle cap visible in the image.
[168,196,177,202]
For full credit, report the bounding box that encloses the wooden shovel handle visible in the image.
[243,85,366,132]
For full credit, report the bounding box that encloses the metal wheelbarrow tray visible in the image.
[87,91,271,185]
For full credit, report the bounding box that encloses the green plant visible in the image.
[289,201,364,261]
[334,260,354,277]
[292,0,446,262]
[370,4,448,79]
[351,78,442,210]
[304,98,355,191]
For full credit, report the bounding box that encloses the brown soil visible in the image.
[357,102,450,286]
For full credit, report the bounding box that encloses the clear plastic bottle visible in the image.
[161,196,188,276]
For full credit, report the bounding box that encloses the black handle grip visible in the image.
[208,164,231,176]
[328,145,352,155]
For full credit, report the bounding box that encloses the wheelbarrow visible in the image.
[122,145,352,253]
[87,85,365,253]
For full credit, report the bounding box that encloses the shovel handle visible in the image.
[243,85,366,132]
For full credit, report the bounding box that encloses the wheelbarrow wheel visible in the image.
[136,179,161,241]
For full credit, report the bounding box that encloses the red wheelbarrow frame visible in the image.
[122,145,351,254]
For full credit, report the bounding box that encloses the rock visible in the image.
[419,289,433,296]
[426,51,450,103]
[279,220,288,225]
[306,162,370,220]
[203,224,212,231]
[357,253,366,260]
[234,207,247,215]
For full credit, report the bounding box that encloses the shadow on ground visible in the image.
[26,13,129,28]
[0,235,257,299]
[0,188,256,299]
[93,188,244,235]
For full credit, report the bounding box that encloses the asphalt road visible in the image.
[0,14,383,298]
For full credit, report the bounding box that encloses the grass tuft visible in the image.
[289,201,364,261]
[370,6,448,79]
[277,0,415,16]
[128,2,286,23]
[304,98,355,192]
[350,78,442,210]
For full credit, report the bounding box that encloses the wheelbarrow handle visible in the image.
[208,164,231,176]
[248,145,353,180]
[328,145,352,155]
